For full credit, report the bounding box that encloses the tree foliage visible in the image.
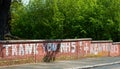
[11,0,120,41]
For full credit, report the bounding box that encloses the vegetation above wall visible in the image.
[11,0,120,41]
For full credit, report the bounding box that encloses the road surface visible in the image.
[0,57,120,69]
[91,64,120,69]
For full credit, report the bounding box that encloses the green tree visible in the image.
[11,0,120,41]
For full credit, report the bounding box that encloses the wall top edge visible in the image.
[0,38,92,43]
[92,40,113,43]
[113,42,120,44]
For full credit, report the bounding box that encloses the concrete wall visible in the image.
[0,38,120,65]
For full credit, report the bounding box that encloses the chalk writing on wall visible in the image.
[110,45,119,53]
[90,44,99,55]
[78,41,90,55]
[90,43,111,55]
[60,42,76,53]
[79,41,83,55]
[3,44,39,56]
[2,41,119,57]
[84,42,89,55]
[42,43,58,53]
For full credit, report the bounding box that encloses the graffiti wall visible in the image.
[90,41,112,56]
[110,43,120,57]
[0,39,120,65]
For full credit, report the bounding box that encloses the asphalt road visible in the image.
[0,57,120,69]
[91,64,120,69]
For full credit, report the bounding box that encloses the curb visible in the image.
[66,61,120,69]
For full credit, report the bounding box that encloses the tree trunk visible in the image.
[0,0,11,40]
